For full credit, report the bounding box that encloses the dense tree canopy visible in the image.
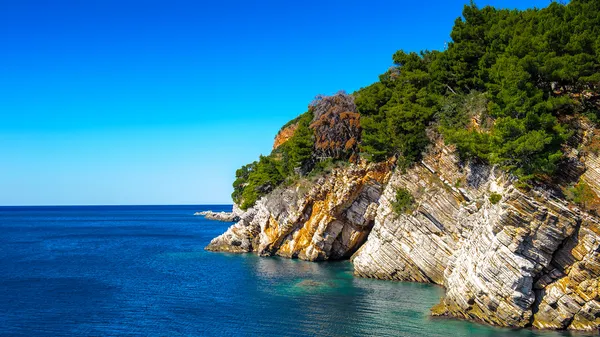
[233,0,600,209]
[356,0,600,182]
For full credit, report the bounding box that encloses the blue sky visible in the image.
[0,0,550,205]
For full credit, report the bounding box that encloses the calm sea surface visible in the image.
[0,205,593,336]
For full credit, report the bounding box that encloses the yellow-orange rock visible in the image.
[273,123,299,150]
[205,160,393,261]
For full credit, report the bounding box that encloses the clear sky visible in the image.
[0,0,551,206]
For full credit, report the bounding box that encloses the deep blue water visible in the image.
[0,205,594,336]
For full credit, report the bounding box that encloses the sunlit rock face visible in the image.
[437,188,580,328]
[273,123,299,150]
[530,139,600,331]
[206,160,393,261]
[532,215,600,331]
[353,136,600,330]
[352,143,482,285]
[207,121,600,331]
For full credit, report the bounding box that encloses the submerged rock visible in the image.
[296,280,326,288]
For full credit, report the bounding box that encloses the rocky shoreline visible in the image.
[195,210,239,222]
[205,134,600,332]
[195,205,244,222]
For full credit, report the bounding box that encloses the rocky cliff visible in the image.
[206,1,600,331]
[273,123,299,150]
[207,127,600,331]
[352,136,600,331]
[206,160,393,260]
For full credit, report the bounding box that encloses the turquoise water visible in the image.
[0,205,593,336]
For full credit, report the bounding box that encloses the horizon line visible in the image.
[0,203,234,207]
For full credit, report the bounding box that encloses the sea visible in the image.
[0,205,594,336]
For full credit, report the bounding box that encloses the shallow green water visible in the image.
[244,255,593,337]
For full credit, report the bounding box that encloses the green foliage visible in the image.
[357,50,440,164]
[356,0,600,182]
[274,111,315,177]
[231,162,256,204]
[308,158,336,177]
[489,193,502,205]
[236,155,285,210]
[233,1,600,208]
[307,158,350,180]
[392,188,415,215]
[438,92,492,160]
[566,179,597,210]
[584,111,600,125]
[232,111,316,210]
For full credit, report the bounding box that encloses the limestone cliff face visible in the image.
[533,214,600,330]
[584,152,600,201]
[352,137,600,331]
[353,144,480,285]
[206,161,393,261]
[581,125,600,213]
[208,118,600,331]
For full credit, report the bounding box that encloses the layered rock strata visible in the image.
[206,161,393,261]
[207,128,600,331]
[533,215,600,331]
[352,138,600,331]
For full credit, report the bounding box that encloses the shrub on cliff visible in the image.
[566,179,598,211]
[489,193,502,205]
[234,155,285,210]
[310,93,361,162]
[392,188,415,215]
[232,113,314,210]
[275,111,315,176]
[231,162,256,204]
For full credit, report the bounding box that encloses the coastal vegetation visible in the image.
[357,0,599,183]
[489,193,502,205]
[565,179,598,212]
[233,0,600,209]
[392,188,415,215]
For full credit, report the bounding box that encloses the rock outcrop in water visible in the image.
[206,160,393,260]
[195,205,244,222]
[207,126,600,331]
[195,211,238,222]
